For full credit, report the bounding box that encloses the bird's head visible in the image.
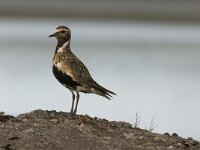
[49,25,71,43]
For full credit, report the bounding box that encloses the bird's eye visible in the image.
[61,30,65,33]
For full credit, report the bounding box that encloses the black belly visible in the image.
[52,65,80,90]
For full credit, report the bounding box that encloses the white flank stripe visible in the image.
[76,86,85,92]
[55,62,73,77]
[56,63,63,69]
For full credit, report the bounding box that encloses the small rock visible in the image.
[9,136,20,140]
[138,136,144,140]
[191,140,199,146]
[176,142,184,147]
[153,137,159,141]
[22,118,28,122]
[1,144,13,150]
[187,137,193,140]
[0,112,5,116]
[56,140,61,144]
[50,119,58,123]
[50,113,56,117]
[124,133,135,139]
[64,119,69,124]
[184,139,199,147]
[104,136,112,141]
[183,141,190,147]
[0,115,14,122]
[171,133,178,137]
[163,132,170,136]
[153,136,166,142]
[110,123,117,127]
[167,145,174,149]
[135,145,144,149]
[78,123,91,133]
[156,146,160,149]
[102,118,109,123]
[26,128,34,133]
[118,121,132,128]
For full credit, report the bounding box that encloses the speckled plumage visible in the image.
[49,25,116,114]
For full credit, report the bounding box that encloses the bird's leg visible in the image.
[73,92,80,114]
[70,90,75,114]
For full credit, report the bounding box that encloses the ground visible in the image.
[0,110,199,150]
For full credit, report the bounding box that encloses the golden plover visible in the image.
[49,25,116,114]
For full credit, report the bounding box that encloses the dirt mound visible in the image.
[0,110,199,150]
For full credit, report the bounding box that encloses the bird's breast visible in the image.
[53,53,61,64]
[52,64,80,90]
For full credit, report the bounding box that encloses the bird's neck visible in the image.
[55,40,71,53]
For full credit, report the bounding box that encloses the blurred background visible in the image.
[0,0,200,140]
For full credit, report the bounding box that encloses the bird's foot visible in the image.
[70,110,75,116]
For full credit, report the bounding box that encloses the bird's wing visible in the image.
[63,52,93,85]
[60,51,116,98]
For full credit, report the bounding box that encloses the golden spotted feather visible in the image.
[54,47,115,99]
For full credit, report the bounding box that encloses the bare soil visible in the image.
[0,110,199,150]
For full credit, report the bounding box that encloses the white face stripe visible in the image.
[55,29,70,33]
[55,29,61,33]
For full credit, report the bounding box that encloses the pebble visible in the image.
[22,118,28,122]
[176,142,184,147]
[26,128,34,133]
[184,139,199,146]
[50,119,58,123]
[153,136,167,142]
[79,123,85,129]
[171,133,178,137]
[138,136,144,140]
[78,123,91,133]
[163,132,170,136]
[104,136,112,140]
[167,145,174,149]
[124,133,135,139]
[187,137,193,140]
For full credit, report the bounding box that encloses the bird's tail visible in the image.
[90,82,116,100]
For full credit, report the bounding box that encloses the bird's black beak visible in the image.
[49,33,55,37]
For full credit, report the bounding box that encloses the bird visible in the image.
[49,25,116,115]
